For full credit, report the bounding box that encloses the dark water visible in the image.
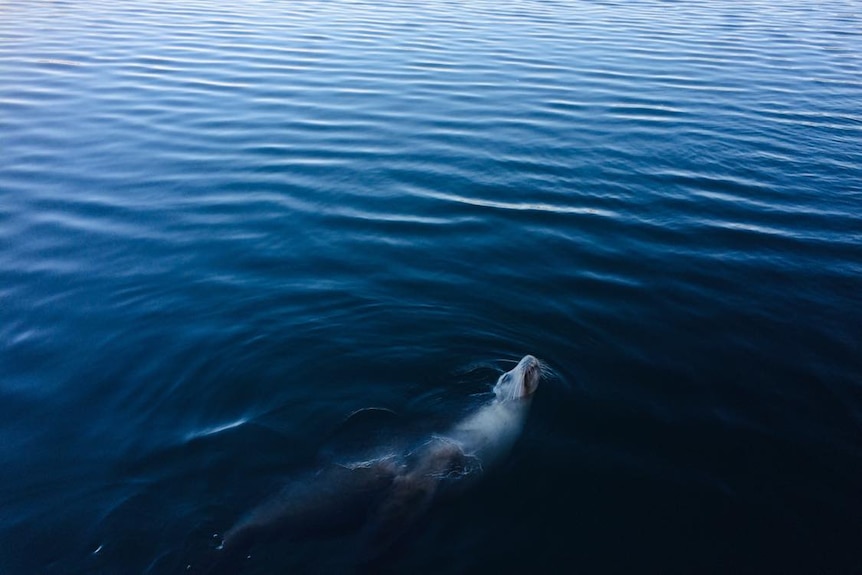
[1,0,861,573]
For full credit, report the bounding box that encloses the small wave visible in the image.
[418,189,618,217]
[36,58,84,67]
[184,418,248,441]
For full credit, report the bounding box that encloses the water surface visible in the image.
[1,1,861,573]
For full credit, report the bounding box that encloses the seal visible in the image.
[200,354,542,574]
[359,354,542,558]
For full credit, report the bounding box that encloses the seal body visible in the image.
[201,460,399,574]
[202,355,542,573]
[360,354,542,555]
[452,354,540,467]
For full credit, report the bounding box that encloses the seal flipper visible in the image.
[359,438,473,562]
[359,471,438,563]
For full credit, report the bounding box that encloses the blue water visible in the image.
[1,1,861,573]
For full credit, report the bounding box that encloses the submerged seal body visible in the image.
[360,354,542,557]
[202,355,542,573]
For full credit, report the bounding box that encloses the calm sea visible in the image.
[1,1,860,573]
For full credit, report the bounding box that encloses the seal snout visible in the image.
[518,355,541,397]
[495,354,542,400]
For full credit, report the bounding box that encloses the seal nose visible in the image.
[518,355,539,376]
[519,355,541,396]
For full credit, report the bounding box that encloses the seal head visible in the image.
[494,354,541,401]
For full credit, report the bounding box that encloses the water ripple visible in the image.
[2,0,861,573]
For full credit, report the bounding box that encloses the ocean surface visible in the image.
[1,1,860,573]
